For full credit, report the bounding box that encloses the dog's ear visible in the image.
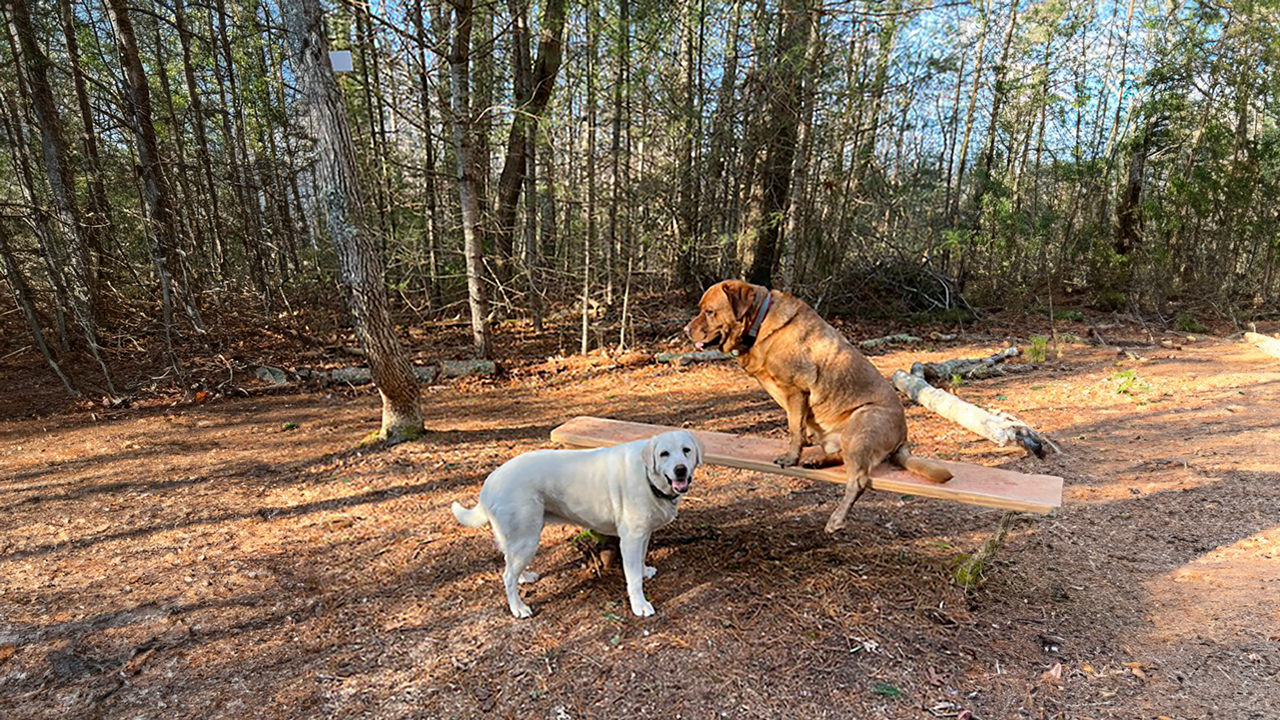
[685,431,704,470]
[641,436,659,479]
[723,281,757,320]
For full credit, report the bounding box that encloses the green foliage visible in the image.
[1175,313,1207,333]
[1110,368,1151,396]
[871,682,903,698]
[953,556,983,588]
[911,307,976,325]
[1092,291,1127,313]
[1028,335,1049,363]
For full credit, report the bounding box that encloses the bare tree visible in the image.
[445,0,494,358]
[11,0,115,392]
[744,0,810,287]
[283,0,424,443]
[105,0,204,355]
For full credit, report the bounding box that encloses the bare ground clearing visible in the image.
[2,318,1278,719]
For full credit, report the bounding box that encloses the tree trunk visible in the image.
[446,0,494,357]
[0,221,78,396]
[582,0,598,354]
[411,0,444,309]
[56,0,109,293]
[212,0,269,302]
[1114,121,1150,268]
[950,0,990,227]
[969,0,1021,236]
[779,4,822,291]
[151,16,204,289]
[0,72,70,352]
[13,0,115,391]
[283,0,424,443]
[173,0,227,276]
[493,0,567,320]
[674,0,698,287]
[744,0,809,287]
[106,0,204,348]
[605,0,631,305]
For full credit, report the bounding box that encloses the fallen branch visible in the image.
[655,349,737,365]
[860,333,922,349]
[1244,331,1280,359]
[892,369,1058,458]
[910,347,1022,383]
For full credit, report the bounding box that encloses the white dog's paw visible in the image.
[509,601,534,618]
[643,565,657,579]
[518,570,540,584]
[630,599,655,617]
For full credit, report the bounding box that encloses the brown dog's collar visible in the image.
[741,290,772,350]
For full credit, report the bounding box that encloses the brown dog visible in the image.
[685,280,952,533]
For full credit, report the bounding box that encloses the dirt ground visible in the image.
[2,306,1278,719]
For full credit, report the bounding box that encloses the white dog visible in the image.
[451,430,703,618]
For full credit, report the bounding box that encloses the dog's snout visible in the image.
[674,464,688,478]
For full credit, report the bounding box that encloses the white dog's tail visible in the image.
[451,501,489,528]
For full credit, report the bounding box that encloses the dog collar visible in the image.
[648,477,680,502]
[741,290,772,349]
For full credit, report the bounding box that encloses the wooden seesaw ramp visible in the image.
[551,416,1063,515]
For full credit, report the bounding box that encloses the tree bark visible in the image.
[493,0,566,318]
[744,0,809,287]
[55,0,109,292]
[605,0,631,304]
[0,221,77,396]
[173,0,227,276]
[582,0,598,354]
[969,0,1021,236]
[445,0,494,357]
[283,0,424,443]
[411,0,444,308]
[106,0,205,348]
[12,0,115,392]
[779,4,822,291]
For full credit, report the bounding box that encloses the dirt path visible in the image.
[2,333,1278,719]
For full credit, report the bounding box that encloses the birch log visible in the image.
[892,369,1055,458]
[655,349,737,365]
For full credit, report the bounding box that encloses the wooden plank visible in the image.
[550,416,1063,515]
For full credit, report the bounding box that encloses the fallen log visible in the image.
[860,333,922,349]
[892,369,1058,458]
[1244,332,1280,359]
[910,347,1021,383]
[655,349,737,365]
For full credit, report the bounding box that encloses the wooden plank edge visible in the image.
[550,423,1062,515]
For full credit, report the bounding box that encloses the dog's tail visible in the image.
[451,501,490,528]
[893,446,953,484]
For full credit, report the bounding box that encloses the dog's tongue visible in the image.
[693,341,704,350]
[672,477,691,494]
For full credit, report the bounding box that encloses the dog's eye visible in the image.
[659,451,669,458]
[705,309,712,317]
[682,447,691,454]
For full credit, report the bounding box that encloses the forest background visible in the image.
[3,0,1278,397]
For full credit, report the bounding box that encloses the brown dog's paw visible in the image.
[801,451,842,469]
[773,450,801,468]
